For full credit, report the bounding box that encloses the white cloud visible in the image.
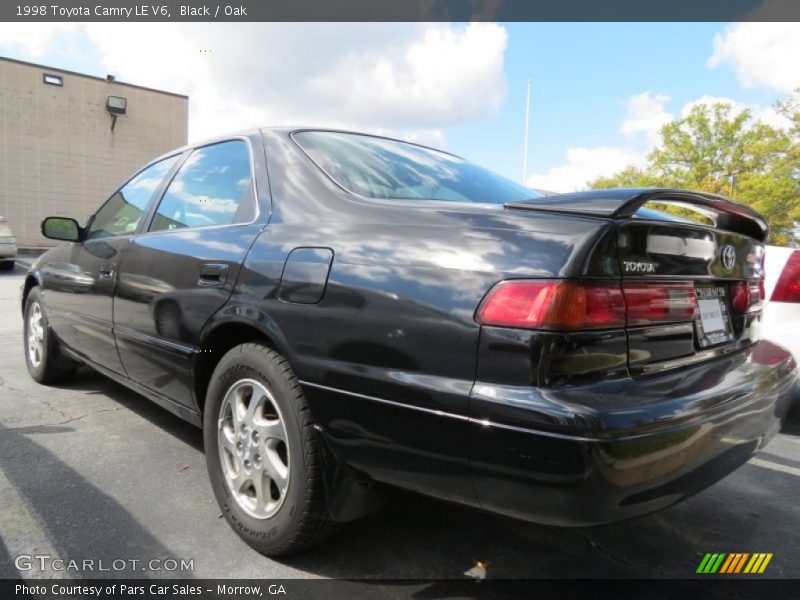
[0,23,507,144]
[73,23,507,143]
[757,106,793,129]
[681,94,744,118]
[619,91,673,146]
[709,22,800,93]
[0,23,77,57]
[305,24,507,129]
[527,146,645,193]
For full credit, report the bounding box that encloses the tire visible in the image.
[23,287,76,384]
[0,261,14,271]
[203,342,336,555]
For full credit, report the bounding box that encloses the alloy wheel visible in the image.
[27,301,44,369]
[217,378,290,519]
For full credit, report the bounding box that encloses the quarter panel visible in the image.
[233,207,612,505]
[242,128,618,505]
[278,247,333,304]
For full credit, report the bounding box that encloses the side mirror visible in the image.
[41,217,83,242]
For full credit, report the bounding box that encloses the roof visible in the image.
[147,126,465,165]
[0,56,188,99]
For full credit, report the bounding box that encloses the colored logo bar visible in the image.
[696,553,773,574]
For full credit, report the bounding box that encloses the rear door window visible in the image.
[149,140,256,232]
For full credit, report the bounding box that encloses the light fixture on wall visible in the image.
[106,95,127,132]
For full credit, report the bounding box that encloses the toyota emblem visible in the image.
[721,245,737,270]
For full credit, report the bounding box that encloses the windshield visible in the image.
[293,131,541,205]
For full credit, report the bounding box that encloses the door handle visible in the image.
[198,263,228,286]
[99,264,115,279]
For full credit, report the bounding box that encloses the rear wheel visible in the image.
[23,287,76,383]
[203,343,336,555]
[0,261,14,271]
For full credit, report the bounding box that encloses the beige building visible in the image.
[0,57,188,247]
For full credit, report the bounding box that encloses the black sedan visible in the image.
[22,128,797,555]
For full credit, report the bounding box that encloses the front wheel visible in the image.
[203,343,336,555]
[23,287,76,383]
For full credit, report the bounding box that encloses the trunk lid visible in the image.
[616,219,765,375]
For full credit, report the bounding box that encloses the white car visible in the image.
[0,216,17,270]
[763,245,800,402]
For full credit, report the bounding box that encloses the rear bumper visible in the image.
[0,244,17,259]
[469,340,797,526]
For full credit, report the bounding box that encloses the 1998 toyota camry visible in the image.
[22,128,797,555]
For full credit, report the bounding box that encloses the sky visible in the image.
[0,21,798,191]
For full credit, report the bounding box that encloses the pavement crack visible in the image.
[55,406,122,425]
[0,374,23,393]
[1,405,120,430]
[555,527,669,577]
[56,413,88,425]
[39,398,70,420]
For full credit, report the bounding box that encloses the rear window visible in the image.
[293,131,540,205]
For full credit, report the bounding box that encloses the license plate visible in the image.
[695,285,734,348]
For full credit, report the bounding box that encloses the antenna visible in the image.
[522,79,531,185]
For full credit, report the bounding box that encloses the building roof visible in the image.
[0,56,188,99]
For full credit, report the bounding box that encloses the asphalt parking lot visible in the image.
[1,259,799,581]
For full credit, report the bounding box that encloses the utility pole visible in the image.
[522,78,531,185]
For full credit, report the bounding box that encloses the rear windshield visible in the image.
[293,131,540,204]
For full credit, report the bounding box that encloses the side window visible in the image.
[149,140,255,232]
[86,155,178,240]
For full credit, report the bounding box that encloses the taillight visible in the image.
[771,251,800,303]
[621,283,696,326]
[476,280,702,330]
[732,280,764,312]
[475,280,626,330]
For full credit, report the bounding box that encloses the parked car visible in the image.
[763,245,800,396]
[22,129,797,555]
[0,216,17,270]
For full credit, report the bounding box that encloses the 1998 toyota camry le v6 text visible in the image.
[22,128,797,555]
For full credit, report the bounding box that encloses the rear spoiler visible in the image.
[506,188,769,242]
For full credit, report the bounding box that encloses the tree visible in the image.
[588,94,800,246]
[590,165,660,189]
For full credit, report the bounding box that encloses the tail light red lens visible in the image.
[621,283,696,326]
[475,280,626,330]
[732,282,748,312]
[771,251,800,303]
[476,280,700,330]
[732,280,764,312]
